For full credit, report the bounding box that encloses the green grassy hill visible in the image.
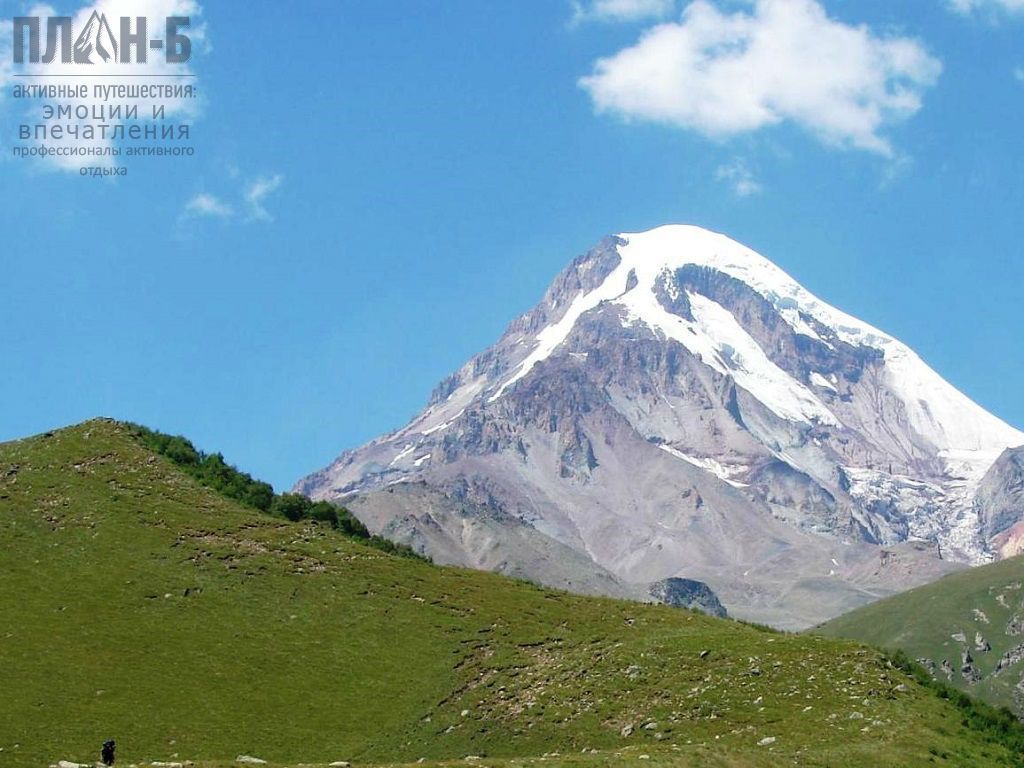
[2,420,1022,768]
[818,550,1024,715]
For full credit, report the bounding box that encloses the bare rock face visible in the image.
[297,225,1023,629]
[343,481,639,600]
[649,577,727,618]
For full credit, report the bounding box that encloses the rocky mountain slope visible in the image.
[4,419,1024,768]
[297,225,1024,629]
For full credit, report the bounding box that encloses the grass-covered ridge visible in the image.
[818,549,1024,718]
[128,422,424,559]
[1,419,1022,767]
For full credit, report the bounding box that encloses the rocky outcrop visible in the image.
[994,643,1024,675]
[648,577,728,618]
[1008,615,1024,636]
[940,659,954,681]
[961,649,981,684]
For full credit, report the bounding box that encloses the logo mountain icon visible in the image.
[73,12,118,64]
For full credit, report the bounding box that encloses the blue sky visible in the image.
[1,0,1022,490]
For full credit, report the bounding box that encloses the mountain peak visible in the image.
[497,226,1021,463]
[616,223,883,347]
[618,223,775,268]
[298,228,1023,627]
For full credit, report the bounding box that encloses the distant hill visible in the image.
[818,551,1024,716]
[2,419,1023,767]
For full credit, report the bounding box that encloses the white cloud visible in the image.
[244,174,284,221]
[3,0,207,171]
[180,172,284,223]
[879,153,913,189]
[948,0,1024,15]
[572,0,675,24]
[184,192,232,218]
[715,159,761,197]
[1015,66,1024,81]
[579,0,942,156]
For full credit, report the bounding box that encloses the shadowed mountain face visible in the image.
[977,447,1024,558]
[297,225,1024,629]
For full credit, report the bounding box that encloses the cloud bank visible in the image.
[579,0,942,156]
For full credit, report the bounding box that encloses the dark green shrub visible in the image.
[273,493,312,522]
[309,500,339,528]
[336,506,370,538]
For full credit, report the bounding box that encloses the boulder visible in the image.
[648,578,727,618]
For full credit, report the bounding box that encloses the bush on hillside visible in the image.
[273,492,312,522]
[131,425,274,512]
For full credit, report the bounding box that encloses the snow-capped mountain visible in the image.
[297,225,1024,628]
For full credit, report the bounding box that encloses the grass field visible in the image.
[2,419,1022,767]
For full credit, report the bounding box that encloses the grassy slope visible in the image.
[0,420,1020,768]
[818,551,1024,712]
